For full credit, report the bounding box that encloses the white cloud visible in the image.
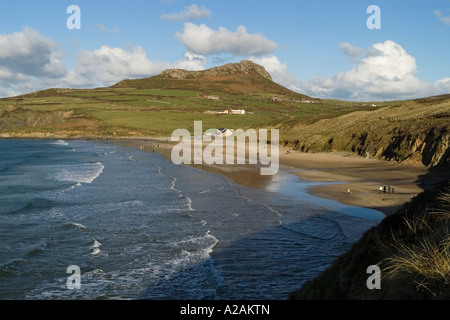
[332,40,423,100]
[0,28,205,97]
[162,4,211,21]
[175,22,277,56]
[0,27,66,78]
[433,10,450,25]
[64,45,171,87]
[0,27,67,97]
[253,41,450,101]
[173,52,207,70]
[249,54,295,84]
[339,42,365,61]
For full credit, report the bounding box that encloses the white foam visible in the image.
[92,240,102,248]
[49,162,104,185]
[91,240,102,255]
[169,177,177,191]
[52,140,69,146]
[185,196,197,212]
[69,222,86,229]
[91,248,101,256]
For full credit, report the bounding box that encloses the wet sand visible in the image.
[112,137,450,216]
[279,151,441,216]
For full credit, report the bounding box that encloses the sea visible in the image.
[0,139,384,300]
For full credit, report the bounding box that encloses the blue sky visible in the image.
[0,0,449,100]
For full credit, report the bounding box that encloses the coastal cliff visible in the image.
[282,97,450,169]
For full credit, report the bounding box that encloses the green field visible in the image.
[0,87,377,137]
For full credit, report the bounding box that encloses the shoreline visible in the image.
[108,136,450,217]
[2,135,447,216]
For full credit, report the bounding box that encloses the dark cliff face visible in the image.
[283,100,450,170]
[346,127,450,169]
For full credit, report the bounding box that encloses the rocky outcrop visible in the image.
[381,127,449,168]
[159,60,273,81]
[334,127,450,168]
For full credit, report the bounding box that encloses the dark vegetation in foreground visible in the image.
[290,178,450,300]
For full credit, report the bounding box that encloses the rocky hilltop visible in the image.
[159,60,273,81]
[112,60,305,96]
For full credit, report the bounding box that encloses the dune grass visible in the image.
[379,188,450,298]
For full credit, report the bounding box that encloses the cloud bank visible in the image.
[65,45,171,87]
[0,27,448,102]
[253,41,450,101]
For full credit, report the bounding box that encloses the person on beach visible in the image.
[347,188,351,194]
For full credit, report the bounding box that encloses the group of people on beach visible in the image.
[346,185,396,195]
[379,185,394,193]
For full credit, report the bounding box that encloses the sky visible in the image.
[0,0,449,101]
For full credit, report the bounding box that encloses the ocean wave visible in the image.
[183,196,197,212]
[168,177,197,212]
[90,240,102,256]
[65,222,87,230]
[92,240,102,248]
[51,140,69,146]
[172,231,219,256]
[47,162,104,185]
[91,248,101,256]
[4,198,64,215]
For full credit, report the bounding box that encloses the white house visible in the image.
[230,109,245,115]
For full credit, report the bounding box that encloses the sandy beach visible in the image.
[113,136,450,216]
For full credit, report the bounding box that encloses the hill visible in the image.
[0,60,361,138]
[112,60,308,98]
